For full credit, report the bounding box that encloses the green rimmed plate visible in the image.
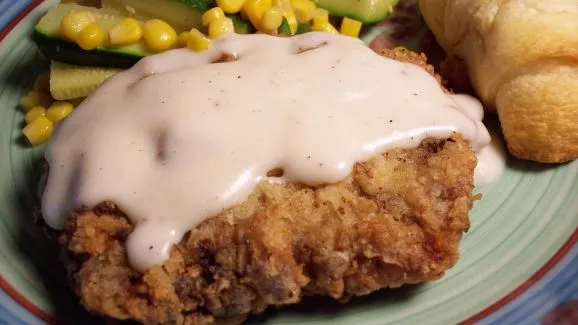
[0,0,577,324]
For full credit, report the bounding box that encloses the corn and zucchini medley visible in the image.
[58,0,361,53]
[21,0,399,145]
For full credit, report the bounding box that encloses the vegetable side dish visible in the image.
[20,0,399,145]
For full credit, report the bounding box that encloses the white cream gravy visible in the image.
[474,132,507,186]
[42,32,498,272]
[451,94,507,186]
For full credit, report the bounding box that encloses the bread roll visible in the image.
[419,0,578,162]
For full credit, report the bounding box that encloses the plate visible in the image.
[0,0,577,324]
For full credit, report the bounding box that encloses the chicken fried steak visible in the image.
[40,33,490,325]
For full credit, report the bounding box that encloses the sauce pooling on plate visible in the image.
[42,32,496,272]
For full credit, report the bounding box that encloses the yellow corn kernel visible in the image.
[340,17,362,37]
[217,0,245,14]
[283,11,297,34]
[312,8,329,25]
[187,28,212,51]
[25,106,46,124]
[202,7,225,26]
[22,116,54,146]
[46,101,74,124]
[243,0,272,30]
[274,0,290,12]
[142,19,177,51]
[275,0,297,34]
[290,0,314,8]
[20,91,53,111]
[177,31,190,47]
[76,22,105,50]
[291,0,315,23]
[109,18,142,46]
[312,20,338,34]
[208,17,235,38]
[60,11,96,41]
[261,8,283,32]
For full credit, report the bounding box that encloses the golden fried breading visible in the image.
[58,136,476,325]
[49,49,477,325]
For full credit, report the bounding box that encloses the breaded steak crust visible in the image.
[43,49,477,324]
[57,135,476,325]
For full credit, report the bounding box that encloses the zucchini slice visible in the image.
[314,0,400,23]
[229,15,254,34]
[102,0,252,33]
[50,61,123,100]
[34,3,253,68]
[101,0,213,31]
[277,18,292,36]
[278,18,312,36]
[35,4,153,68]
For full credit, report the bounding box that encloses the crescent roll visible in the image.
[419,0,578,163]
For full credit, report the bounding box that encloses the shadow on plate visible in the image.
[482,115,569,174]
[249,284,422,324]
[3,52,105,324]
[12,154,105,325]
[506,157,571,174]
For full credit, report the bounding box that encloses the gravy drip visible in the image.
[42,32,492,272]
